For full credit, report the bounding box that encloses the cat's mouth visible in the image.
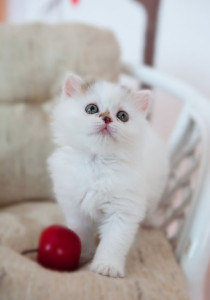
[89,123,117,140]
[99,124,113,136]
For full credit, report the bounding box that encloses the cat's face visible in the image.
[52,73,151,154]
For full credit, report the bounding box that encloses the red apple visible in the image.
[37,225,81,271]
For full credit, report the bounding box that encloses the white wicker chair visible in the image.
[124,64,210,300]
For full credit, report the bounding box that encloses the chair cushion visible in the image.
[0,23,120,104]
[0,201,189,300]
[0,101,54,204]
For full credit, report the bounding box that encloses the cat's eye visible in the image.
[85,104,99,114]
[117,111,129,122]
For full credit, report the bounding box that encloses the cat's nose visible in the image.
[103,116,112,124]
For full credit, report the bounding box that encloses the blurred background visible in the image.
[1,0,210,139]
[0,0,209,299]
[1,0,209,94]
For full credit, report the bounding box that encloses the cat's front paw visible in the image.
[90,260,124,278]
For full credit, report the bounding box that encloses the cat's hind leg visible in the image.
[66,210,97,265]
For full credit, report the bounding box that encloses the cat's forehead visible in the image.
[91,82,131,109]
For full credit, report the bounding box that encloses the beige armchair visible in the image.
[0,23,188,300]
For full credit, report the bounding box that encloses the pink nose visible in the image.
[103,116,112,124]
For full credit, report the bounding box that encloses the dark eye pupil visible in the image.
[85,104,99,114]
[117,111,129,122]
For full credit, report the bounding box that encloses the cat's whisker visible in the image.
[117,130,133,143]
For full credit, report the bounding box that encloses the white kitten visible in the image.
[48,73,169,278]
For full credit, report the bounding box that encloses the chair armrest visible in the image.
[122,63,210,300]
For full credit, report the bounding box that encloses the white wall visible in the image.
[157,0,210,98]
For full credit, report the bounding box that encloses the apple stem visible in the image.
[21,248,39,255]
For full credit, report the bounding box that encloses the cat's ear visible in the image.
[63,73,84,98]
[133,90,152,116]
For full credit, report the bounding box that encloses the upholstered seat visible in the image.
[0,202,188,300]
[0,23,189,300]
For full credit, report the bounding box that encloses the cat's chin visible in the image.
[82,134,119,155]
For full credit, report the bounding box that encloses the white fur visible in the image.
[48,74,169,278]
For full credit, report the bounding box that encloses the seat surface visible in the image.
[0,201,189,300]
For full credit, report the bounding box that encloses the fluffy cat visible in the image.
[48,73,169,278]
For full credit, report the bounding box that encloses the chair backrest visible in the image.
[157,108,200,246]
[0,23,121,206]
[124,63,210,300]
[0,23,120,104]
